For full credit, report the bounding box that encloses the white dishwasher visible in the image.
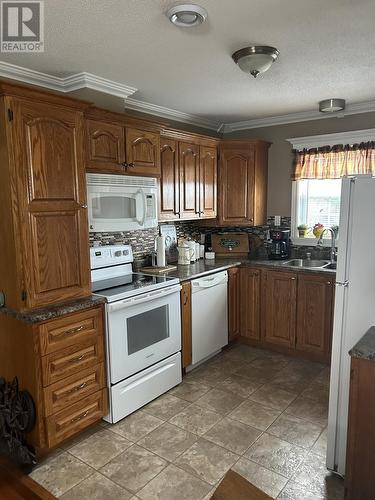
[190,270,228,368]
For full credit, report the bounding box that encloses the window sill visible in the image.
[291,237,334,247]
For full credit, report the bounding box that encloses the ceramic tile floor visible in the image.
[30,344,344,499]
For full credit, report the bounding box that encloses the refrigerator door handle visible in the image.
[335,280,349,287]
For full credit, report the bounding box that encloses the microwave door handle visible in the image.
[135,189,147,226]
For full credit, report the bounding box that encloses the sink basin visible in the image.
[283,259,330,269]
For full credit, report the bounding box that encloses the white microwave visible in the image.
[86,173,158,232]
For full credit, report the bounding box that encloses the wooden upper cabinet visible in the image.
[218,140,269,226]
[240,267,261,340]
[125,127,160,176]
[228,267,240,341]
[296,273,334,361]
[200,146,217,219]
[179,142,200,219]
[159,138,180,220]
[11,98,90,309]
[86,119,125,172]
[262,269,297,348]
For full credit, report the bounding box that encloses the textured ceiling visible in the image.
[2,0,375,122]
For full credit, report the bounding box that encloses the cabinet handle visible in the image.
[127,162,135,168]
[67,382,87,395]
[174,211,181,216]
[71,353,86,363]
[71,410,89,424]
[81,204,88,209]
[327,281,332,285]
[60,325,84,337]
[291,277,296,280]
[121,162,128,168]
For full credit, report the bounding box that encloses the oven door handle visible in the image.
[107,285,181,312]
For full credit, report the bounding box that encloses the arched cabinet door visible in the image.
[86,119,126,173]
[159,138,180,220]
[125,128,161,176]
[179,141,200,219]
[11,98,90,309]
[199,145,217,219]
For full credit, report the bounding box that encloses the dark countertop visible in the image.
[349,327,375,361]
[147,257,336,282]
[0,295,105,325]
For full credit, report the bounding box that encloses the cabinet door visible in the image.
[228,267,240,341]
[296,273,334,360]
[219,148,255,225]
[181,281,192,368]
[199,146,217,218]
[125,128,160,176]
[240,267,261,340]
[179,142,200,219]
[86,119,125,173]
[159,138,180,221]
[12,99,90,309]
[263,270,297,347]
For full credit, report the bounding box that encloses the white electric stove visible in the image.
[91,245,182,423]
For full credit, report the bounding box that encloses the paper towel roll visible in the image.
[156,236,166,267]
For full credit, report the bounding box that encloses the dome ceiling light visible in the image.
[319,98,346,113]
[166,4,208,27]
[232,46,280,78]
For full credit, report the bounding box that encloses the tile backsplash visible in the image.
[89,215,332,267]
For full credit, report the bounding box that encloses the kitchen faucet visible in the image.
[317,227,337,263]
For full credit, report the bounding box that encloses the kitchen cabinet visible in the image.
[85,113,162,177]
[0,84,91,311]
[240,267,261,341]
[218,140,269,226]
[159,130,218,222]
[228,267,240,341]
[296,273,334,362]
[346,356,375,500]
[262,270,297,348]
[181,281,192,368]
[0,305,107,453]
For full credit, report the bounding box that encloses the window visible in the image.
[292,179,342,244]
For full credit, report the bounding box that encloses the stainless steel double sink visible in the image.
[282,259,337,270]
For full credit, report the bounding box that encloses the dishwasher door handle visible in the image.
[192,277,227,289]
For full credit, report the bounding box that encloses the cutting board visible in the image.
[211,233,249,258]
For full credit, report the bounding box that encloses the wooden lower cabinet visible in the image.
[181,281,192,368]
[228,267,240,341]
[0,305,107,453]
[295,273,334,362]
[239,266,335,363]
[345,356,375,500]
[239,267,260,341]
[262,270,297,348]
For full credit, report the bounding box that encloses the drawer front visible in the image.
[39,307,103,355]
[42,340,104,386]
[45,389,108,447]
[43,363,105,416]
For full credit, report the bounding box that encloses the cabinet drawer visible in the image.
[39,307,103,355]
[45,389,108,447]
[41,339,104,386]
[43,363,105,416]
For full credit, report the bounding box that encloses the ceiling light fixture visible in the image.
[166,4,208,27]
[232,46,279,78]
[319,98,346,113]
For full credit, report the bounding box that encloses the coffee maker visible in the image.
[268,229,291,260]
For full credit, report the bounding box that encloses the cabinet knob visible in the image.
[175,211,181,216]
[291,277,296,280]
[327,281,332,285]
[121,161,128,168]
[128,162,135,168]
[81,204,88,209]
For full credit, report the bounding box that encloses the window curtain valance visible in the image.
[292,141,375,180]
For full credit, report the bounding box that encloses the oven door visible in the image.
[106,285,181,384]
[87,185,147,232]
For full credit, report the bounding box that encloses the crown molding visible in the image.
[222,100,375,133]
[0,61,137,98]
[287,128,375,150]
[124,97,222,132]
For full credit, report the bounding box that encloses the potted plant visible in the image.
[297,224,309,238]
[313,223,325,238]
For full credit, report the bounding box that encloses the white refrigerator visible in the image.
[327,176,375,476]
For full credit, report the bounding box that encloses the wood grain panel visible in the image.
[240,267,261,340]
[45,389,108,447]
[86,119,125,171]
[41,339,104,386]
[43,363,105,416]
[159,138,180,220]
[228,267,240,341]
[200,145,217,218]
[179,142,200,219]
[296,273,334,360]
[262,269,297,347]
[126,127,160,176]
[181,281,192,368]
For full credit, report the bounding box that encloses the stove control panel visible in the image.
[90,245,133,269]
